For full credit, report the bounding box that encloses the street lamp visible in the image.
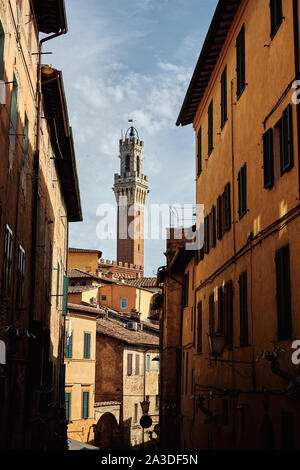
[208,333,226,358]
[140,400,150,415]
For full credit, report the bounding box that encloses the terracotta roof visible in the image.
[68,268,121,284]
[68,285,98,294]
[68,303,105,316]
[69,248,102,256]
[176,0,242,126]
[125,277,157,288]
[96,318,159,347]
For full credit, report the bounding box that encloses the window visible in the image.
[204,215,210,254]
[239,271,248,347]
[270,0,282,38]
[65,392,71,422]
[221,66,227,128]
[2,224,12,297]
[263,128,274,189]
[197,127,202,176]
[217,195,223,240]
[9,74,19,148]
[224,280,233,349]
[238,163,247,219]
[236,25,245,99]
[22,114,29,172]
[83,333,91,359]
[210,206,216,248]
[146,354,150,372]
[125,155,130,172]
[223,183,231,231]
[197,301,202,353]
[65,331,72,359]
[156,359,159,371]
[135,354,140,375]
[275,245,292,340]
[0,21,4,79]
[209,293,215,334]
[56,262,60,308]
[48,242,53,295]
[281,412,294,450]
[101,295,107,301]
[217,286,224,334]
[208,100,213,155]
[120,297,128,309]
[16,245,25,307]
[62,276,68,317]
[134,404,138,423]
[155,395,159,410]
[127,353,133,375]
[281,104,294,173]
[136,155,140,174]
[183,272,189,307]
[82,391,89,419]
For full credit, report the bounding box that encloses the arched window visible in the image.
[125,155,130,173]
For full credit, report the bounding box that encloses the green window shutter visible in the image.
[82,391,89,419]
[84,333,91,359]
[9,74,19,147]
[65,392,71,422]
[0,21,4,79]
[22,113,29,171]
[62,275,69,316]
[56,262,60,308]
[65,332,72,359]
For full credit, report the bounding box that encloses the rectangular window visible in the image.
[120,297,128,309]
[217,195,223,240]
[221,66,227,128]
[239,271,248,347]
[155,395,159,410]
[84,333,91,359]
[217,286,224,334]
[270,0,283,38]
[208,100,213,155]
[9,74,19,148]
[127,353,133,375]
[275,245,292,340]
[223,183,231,231]
[65,331,73,359]
[263,128,274,189]
[2,224,13,297]
[82,391,89,419]
[210,206,216,248]
[224,280,233,349]
[183,272,189,307]
[65,392,71,422]
[135,354,140,375]
[209,293,215,334]
[101,295,106,301]
[204,215,210,254]
[197,127,202,176]
[238,163,247,219]
[146,354,150,372]
[16,245,25,307]
[281,412,294,450]
[197,301,202,353]
[62,275,68,317]
[281,104,294,173]
[56,262,60,308]
[236,25,245,99]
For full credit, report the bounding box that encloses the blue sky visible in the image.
[45,0,218,276]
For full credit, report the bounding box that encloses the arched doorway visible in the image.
[94,413,120,450]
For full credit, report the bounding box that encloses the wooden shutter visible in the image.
[208,100,213,155]
[65,392,71,422]
[62,275,69,316]
[217,195,223,240]
[217,286,224,334]
[9,75,18,146]
[236,25,245,98]
[3,225,13,297]
[263,128,274,189]
[224,183,231,231]
[127,354,133,375]
[282,104,294,173]
[238,164,247,218]
[84,333,91,359]
[239,271,248,347]
[221,66,227,128]
[270,0,283,38]
[275,245,292,340]
[204,215,210,254]
[65,332,72,359]
[224,280,233,348]
[82,391,89,419]
[197,301,202,353]
[209,293,215,333]
[135,354,140,375]
[210,206,216,247]
[56,262,60,307]
[197,127,202,176]
[22,114,29,171]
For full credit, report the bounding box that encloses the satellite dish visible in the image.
[140,415,152,429]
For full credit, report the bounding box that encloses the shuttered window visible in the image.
[82,391,89,419]
[62,275,69,316]
[281,104,294,173]
[275,245,292,340]
[210,205,216,248]
[135,354,140,375]
[83,333,91,359]
[209,293,215,334]
[224,280,233,349]
[22,113,29,172]
[239,271,248,347]
[183,272,189,307]
[16,245,25,307]
[197,127,202,176]
[48,241,53,295]
[204,215,210,254]
[270,0,283,38]
[208,100,213,155]
[223,183,231,231]
[127,353,133,375]
[197,301,202,353]
[9,74,19,148]
[236,25,245,99]
[263,128,274,189]
[65,331,72,359]
[221,66,227,128]
[65,392,71,422]
[217,195,223,240]
[2,224,13,297]
[217,286,224,334]
[238,163,247,219]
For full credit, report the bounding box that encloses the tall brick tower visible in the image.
[113,125,149,276]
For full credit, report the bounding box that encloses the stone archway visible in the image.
[94,412,120,450]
